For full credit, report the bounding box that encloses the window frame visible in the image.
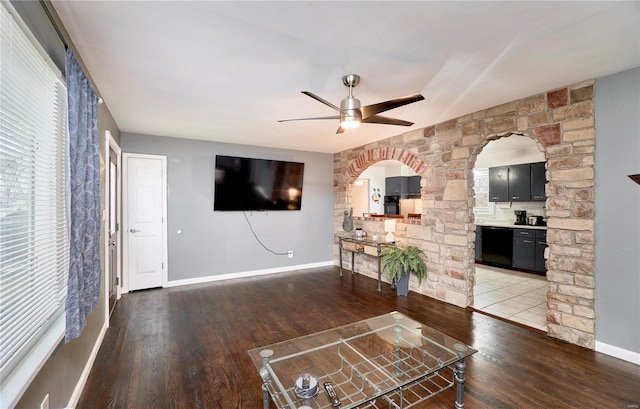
[0,1,69,406]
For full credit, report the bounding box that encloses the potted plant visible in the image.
[380,245,427,296]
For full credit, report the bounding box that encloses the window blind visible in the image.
[0,1,69,405]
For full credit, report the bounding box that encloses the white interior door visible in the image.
[123,154,167,291]
[108,146,119,312]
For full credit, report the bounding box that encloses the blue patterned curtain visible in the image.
[65,48,101,342]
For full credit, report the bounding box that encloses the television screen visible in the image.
[214,155,304,211]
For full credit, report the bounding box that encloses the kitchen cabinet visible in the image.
[508,164,531,201]
[475,226,547,275]
[407,175,421,196]
[530,162,546,201]
[385,176,406,196]
[489,167,509,202]
[386,176,420,197]
[512,229,535,270]
[534,230,547,272]
[477,225,547,275]
[488,162,546,202]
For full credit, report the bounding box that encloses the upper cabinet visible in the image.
[385,175,421,197]
[488,162,546,202]
[530,162,546,201]
[489,167,509,202]
[508,163,531,201]
[407,175,421,196]
[385,176,406,196]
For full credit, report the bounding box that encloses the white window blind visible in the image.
[0,1,69,406]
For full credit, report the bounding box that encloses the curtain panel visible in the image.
[64,48,101,342]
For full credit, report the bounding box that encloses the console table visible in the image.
[337,235,395,291]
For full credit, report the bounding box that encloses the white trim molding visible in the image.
[164,261,334,288]
[65,322,108,409]
[595,341,640,365]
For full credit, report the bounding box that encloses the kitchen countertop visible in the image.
[475,221,547,230]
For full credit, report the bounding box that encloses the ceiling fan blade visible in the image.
[302,91,340,111]
[361,94,425,119]
[362,115,414,127]
[336,125,345,134]
[277,115,340,123]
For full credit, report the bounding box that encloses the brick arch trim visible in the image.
[345,148,427,184]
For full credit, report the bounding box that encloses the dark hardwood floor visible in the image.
[78,266,640,409]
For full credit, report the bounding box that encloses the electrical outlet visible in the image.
[288,250,293,258]
[40,394,49,409]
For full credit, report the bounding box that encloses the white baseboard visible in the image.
[164,261,334,288]
[66,322,108,409]
[595,341,640,365]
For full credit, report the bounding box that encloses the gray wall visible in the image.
[594,67,640,355]
[121,133,335,282]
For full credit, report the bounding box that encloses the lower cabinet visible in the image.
[475,226,547,274]
[512,229,535,270]
[512,229,547,274]
[534,230,547,272]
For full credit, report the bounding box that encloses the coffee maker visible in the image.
[514,210,527,225]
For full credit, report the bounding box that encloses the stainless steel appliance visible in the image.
[514,210,527,225]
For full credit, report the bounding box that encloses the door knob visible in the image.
[129,228,141,233]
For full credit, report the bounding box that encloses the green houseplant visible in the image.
[380,245,427,296]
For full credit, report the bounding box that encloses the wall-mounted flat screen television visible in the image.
[214,155,305,211]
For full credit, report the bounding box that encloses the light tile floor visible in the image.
[473,264,548,332]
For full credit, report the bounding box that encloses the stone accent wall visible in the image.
[334,80,596,349]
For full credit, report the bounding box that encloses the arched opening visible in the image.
[471,133,549,332]
[353,160,420,218]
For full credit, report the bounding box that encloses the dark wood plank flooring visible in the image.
[78,266,640,409]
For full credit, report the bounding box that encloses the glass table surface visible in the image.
[248,311,477,409]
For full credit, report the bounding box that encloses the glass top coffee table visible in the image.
[248,312,477,408]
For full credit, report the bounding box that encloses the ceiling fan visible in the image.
[278,74,425,134]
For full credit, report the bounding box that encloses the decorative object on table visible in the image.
[342,208,354,231]
[629,174,640,185]
[294,373,319,398]
[381,245,427,296]
[384,219,396,242]
[355,228,363,239]
[371,187,381,203]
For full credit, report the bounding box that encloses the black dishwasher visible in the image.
[481,226,513,268]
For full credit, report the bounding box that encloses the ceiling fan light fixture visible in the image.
[340,97,362,129]
[340,114,361,129]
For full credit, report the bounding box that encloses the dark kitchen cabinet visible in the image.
[386,176,420,197]
[407,175,421,196]
[534,230,547,272]
[385,176,406,196]
[489,166,509,202]
[512,229,535,270]
[508,164,531,201]
[488,162,546,202]
[530,162,546,201]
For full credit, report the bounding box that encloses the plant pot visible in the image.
[396,271,410,296]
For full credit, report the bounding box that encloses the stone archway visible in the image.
[334,80,596,349]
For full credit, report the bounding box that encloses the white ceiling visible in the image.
[51,1,640,154]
